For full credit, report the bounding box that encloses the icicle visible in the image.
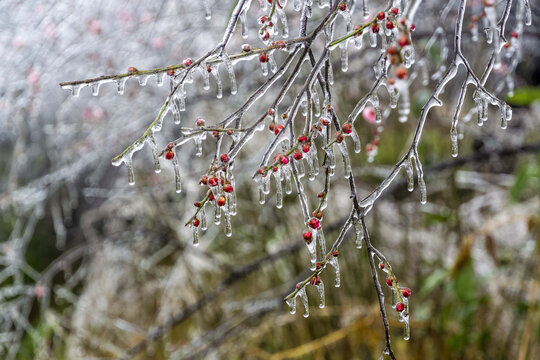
[240,9,248,38]
[306,234,317,270]
[350,126,361,153]
[277,8,289,38]
[274,169,283,209]
[405,157,414,192]
[317,228,327,259]
[200,205,207,230]
[260,60,269,76]
[214,205,221,225]
[327,61,334,85]
[172,155,182,193]
[298,286,309,317]
[362,0,369,18]
[311,87,321,117]
[193,133,205,157]
[203,0,211,20]
[370,31,377,47]
[156,72,165,87]
[171,97,182,125]
[317,281,325,308]
[450,124,458,157]
[524,0,532,26]
[268,52,278,73]
[293,0,302,11]
[224,212,232,237]
[318,0,330,7]
[262,171,271,194]
[223,54,237,95]
[354,218,364,248]
[192,225,199,246]
[401,45,415,68]
[337,142,352,178]
[91,82,101,96]
[396,79,410,123]
[340,42,349,72]
[286,296,296,314]
[210,65,223,99]
[259,0,267,11]
[354,32,363,49]
[418,174,427,204]
[329,255,341,287]
[403,317,410,340]
[125,156,135,185]
[201,62,210,90]
[470,23,478,42]
[296,156,305,178]
[116,78,128,95]
[283,166,293,194]
[149,136,161,173]
[388,84,398,109]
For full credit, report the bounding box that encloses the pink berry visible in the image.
[377,11,385,20]
[401,288,412,298]
[279,155,289,165]
[242,43,251,52]
[208,176,218,187]
[167,142,174,150]
[391,8,399,15]
[196,118,205,126]
[220,153,229,163]
[342,123,353,134]
[308,218,320,229]
[293,152,302,160]
[224,184,234,193]
[183,58,192,66]
[302,144,310,153]
[128,66,138,74]
[396,302,405,312]
[303,231,312,242]
[298,135,308,143]
[259,52,269,63]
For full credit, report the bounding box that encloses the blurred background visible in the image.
[0,0,539,359]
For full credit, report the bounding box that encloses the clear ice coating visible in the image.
[354,217,364,248]
[172,155,182,193]
[223,53,237,95]
[316,280,325,308]
[328,255,340,287]
[210,64,223,99]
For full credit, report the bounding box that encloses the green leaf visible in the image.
[506,86,540,106]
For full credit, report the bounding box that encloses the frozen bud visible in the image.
[262,32,270,40]
[217,196,226,207]
[279,155,289,165]
[342,123,353,134]
[377,11,385,20]
[396,67,408,79]
[308,218,320,229]
[388,77,396,85]
[208,176,218,187]
[387,46,398,55]
[242,43,251,52]
[200,175,208,185]
[272,165,279,172]
[167,69,175,76]
[208,193,215,201]
[259,52,269,63]
[339,2,347,11]
[320,118,330,126]
[316,262,322,269]
[332,250,339,257]
[410,23,416,31]
[372,22,380,33]
[313,210,323,219]
[510,31,518,38]
[223,184,234,193]
[293,151,302,160]
[192,218,200,227]
[401,288,412,298]
[298,135,308,143]
[165,150,175,160]
[317,192,323,198]
[128,66,138,74]
[220,153,229,163]
[274,124,284,135]
[335,133,344,143]
[366,143,374,152]
[303,231,313,242]
[398,35,411,47]
[396,302,405,312]
[268,108,275,116]
[386,277,393,286]
[386,21,394,30]
[259,16,267,23]
[167,142,174,150]
[269,123,275,131]
[302,144,311,153]
[391,8,399,15]
[183,58,192,66]
[379,262,385,269]
[296,282,302,289]
[196,118,205,126]
[277,41,286,49]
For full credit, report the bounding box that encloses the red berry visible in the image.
[263,32,270,40]
[217,196,226,207]
[379,262,385,269]
[208,193,215,201]
[272,165,278,172]
[293,151,302,160]
[196,118,205,126]
[242,43,251,52]
[192,218,200,227]
[194,201,201,207]
[128,66,138,74]
[372,139,380,146]
[227,130,233,135]
[372,23,380,33]
[335,134,344,143]
[342,123,353,134]
[308,218,320,229]
[314,210,322,219]
[167,142,174,150]
[339,2,347,11]
[298,135,307,143]
[398,35,411,47]
[183,58,192,66]
[200,175,208,185]
[386,21,394,30]
[391,8,399,15]
[279,155,289,165]
[259,16,267,23]
[387,46,398,55]
[165,150,174,160]
[396,67,408,79]
[258,168,264,174]
[303,231,313,242]
[269,123,274,131]
[274,124,284,135]
[268,21,274,27]
[401,288,412,298]
[208,176,218,187]
[410,23,416,31]
[296,283,301,289]
[259,52,269,63]
[317,192,323,198]
[386,277,393,286]
[268,108,275,116]
[277,40,286,49]
[320,118,330,126]
[377,11,385,20]
[503,42,511,48]
[207,65,212,73]
[302,144,310,153]
[316,262,322,269]
[332,250,339,257]
[396,302,405,312]
[223,184,234,193]
[220,153,229,163]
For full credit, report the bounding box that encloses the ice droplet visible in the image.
[286,296,296,314]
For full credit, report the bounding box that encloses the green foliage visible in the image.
[506,86,540,106]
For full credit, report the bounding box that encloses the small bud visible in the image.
[220,153,229,163]
[208,193,215,201]
[167,69,175,76]
[510,31,518,38]
[192,218,200,227]
[200,175,208,185]
[277,40,286,49]
[208,176,218,187]
[303,231,313,242]
[298,135,308,143]
[391,8,399,15]
[342,123,353,134]
[227,130,233,135]
[128,66,138,74]
[339,2,347,11]
[262,31,270,40]
[366,143,374,152]
[372,139,380,146]
[308,218,320,229]
[386,277,393,286]
[372,22,380,33]
[274,124,284,135]
[317,192,323,198]
[377,11,385,20]
[269,123,275,131]
[217,196,226,207]
[410,23,416,31]
[194,201,201,207]
[332,250,339,257]
[379,262,385,269]
[335,133,344,143]
[259,52,269,63]
[167,142,174,150]
[196,118,205,126]
[268,108,275,116]
[259,16,267,23]
[296,282,301,289]
[242,43,251,52]
[183,58,192,66]
[293,151,302,160]
[386,21,394,30]
[272,165,279,172]
[396,302,405,312]
[398,35,411,47]
[396,67,408,79]
[401,288,412,298]
[314,210,323,219]
[279,155,289,165]
[316,262,322,269]
[320,118,330,126]
[302,144,311,153]
[165,150,175,160]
